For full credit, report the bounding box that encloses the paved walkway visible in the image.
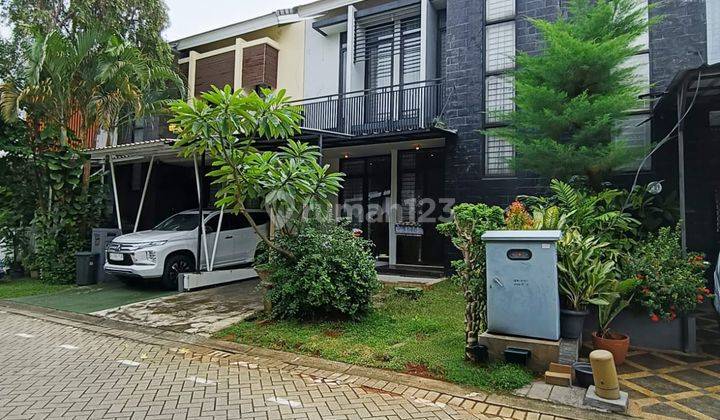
[618,307,720,419]
[93,280,263,336]
[0,305,601,420]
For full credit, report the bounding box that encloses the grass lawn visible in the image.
[0,277,72,299]
[217,280,534,392]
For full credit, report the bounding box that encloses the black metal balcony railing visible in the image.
[293,79,445,137]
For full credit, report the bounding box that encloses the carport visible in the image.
[87,127,353,291]
[89,139,258,291]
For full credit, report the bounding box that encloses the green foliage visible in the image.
[265,222,379,320]
[0,121,35,265]
[522,180,640,260]
[437,203,505,344]
[557,229,619,310]
[489,0,655,186]
[217,280,533,391]
[627,225,712,321]
[598,278,638,337]
[25,147,104,283]
[1,27,183,143]
[171,86,344,255]
[2,0,173,67]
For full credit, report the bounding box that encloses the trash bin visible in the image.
[76,252,98,286]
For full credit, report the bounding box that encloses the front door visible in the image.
[396,148,445,266]
[340,156,391,260]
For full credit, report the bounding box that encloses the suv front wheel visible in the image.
[162,253,195,290]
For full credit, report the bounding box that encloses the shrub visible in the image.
[266,222,379,320]
[627,225,712,321]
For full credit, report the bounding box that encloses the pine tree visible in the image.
[490,0,655,187]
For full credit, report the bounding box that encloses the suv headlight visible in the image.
[133,241,167,250]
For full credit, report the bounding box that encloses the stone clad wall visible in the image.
[649,0,707,93]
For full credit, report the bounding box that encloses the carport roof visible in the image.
[86,139,179,163]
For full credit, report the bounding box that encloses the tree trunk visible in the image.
[464,288,487,362]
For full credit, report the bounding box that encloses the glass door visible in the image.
[339,156,391,260]
[396,148,445,266]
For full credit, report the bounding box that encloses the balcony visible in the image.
[294,79,447,138]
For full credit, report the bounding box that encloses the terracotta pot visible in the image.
[592,331,630,365]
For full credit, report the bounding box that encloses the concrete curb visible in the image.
[0,300,628,420]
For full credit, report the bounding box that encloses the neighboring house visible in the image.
[90,0,717,273]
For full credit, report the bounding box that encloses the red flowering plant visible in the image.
[626,225,712,321]
[505,201,534,230]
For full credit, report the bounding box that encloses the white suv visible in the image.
[105,209,269,289]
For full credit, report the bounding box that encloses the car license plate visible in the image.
[109,253,124,262]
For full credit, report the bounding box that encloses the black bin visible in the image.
[76,252,98,286]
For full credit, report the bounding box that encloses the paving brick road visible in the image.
[0,310,493,420]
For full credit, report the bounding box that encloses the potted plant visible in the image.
[557,229,617,339]
[611,225,713,351]
[592,279,637,364]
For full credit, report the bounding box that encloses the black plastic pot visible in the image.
[561,308,588,339]
[573,361,594,388]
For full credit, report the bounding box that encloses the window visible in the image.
[630,0,649,50]
[486,0,515,22]
[485,136,515,176]
[205,214,221,233]
[400,18,421,84]
[484,0,517,176]
[486,21,515,72]
[485,74,515,124]
[614,114,651,171]
[222,214,251,231]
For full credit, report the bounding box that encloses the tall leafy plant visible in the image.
[438,203,505,358]
[0,24,180,281]
[557,229,619,311]
[489,0,655,187]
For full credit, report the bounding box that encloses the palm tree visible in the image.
[0,27,183,147]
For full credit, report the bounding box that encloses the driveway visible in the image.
[0,310,485,419]
[93,279,263,335]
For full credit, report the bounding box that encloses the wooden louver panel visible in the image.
[194,51,235,96]
[242,43,279,91]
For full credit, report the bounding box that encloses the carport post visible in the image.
[133,155,155,233]
[109,156,122,232]
[193,155,210,272]
[209,203,225,271]
[677,77,688,254]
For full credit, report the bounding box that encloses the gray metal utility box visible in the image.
[482,230,562,341]
[91,228,122,283]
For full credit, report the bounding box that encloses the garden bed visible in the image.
[215,280,533,392]
[584,307,696,352]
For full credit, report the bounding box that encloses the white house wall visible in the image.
[303,24,341,98]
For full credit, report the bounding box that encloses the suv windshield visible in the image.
[153,214,199,231]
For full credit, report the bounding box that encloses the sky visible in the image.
[163,0,316,41]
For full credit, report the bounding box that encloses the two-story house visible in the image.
[92,0,717,275]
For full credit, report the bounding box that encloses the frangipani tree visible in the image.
[169,85,344,258]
